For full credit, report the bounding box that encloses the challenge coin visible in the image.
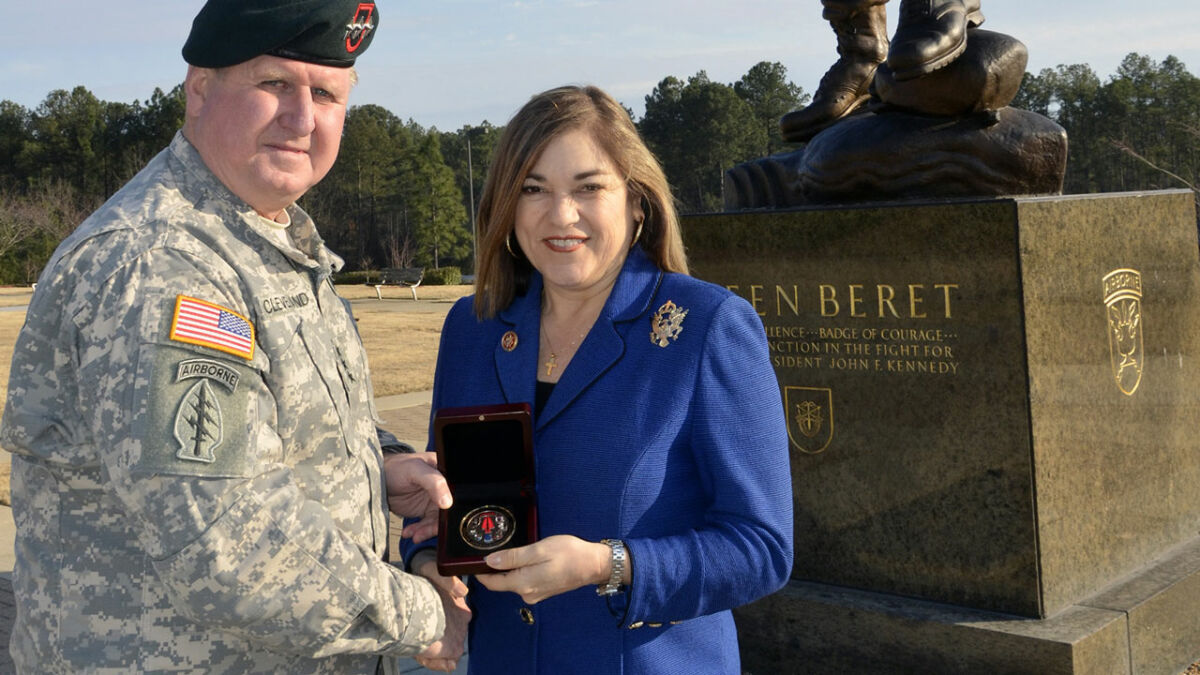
[460,505,516,551]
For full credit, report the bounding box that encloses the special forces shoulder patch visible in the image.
[174,379,224,464]
[169,295,255,360]
[172,359,240,465]
[131,346,255,479]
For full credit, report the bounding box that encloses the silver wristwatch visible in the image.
[597,539,627,596]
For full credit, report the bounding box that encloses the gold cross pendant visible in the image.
[543,353,557,377]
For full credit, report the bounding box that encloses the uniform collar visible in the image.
[167,132,341,273]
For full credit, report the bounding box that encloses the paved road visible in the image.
[0,391,467,674]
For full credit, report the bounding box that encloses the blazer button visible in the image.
[519,607,535,625]
[628,621,644,630]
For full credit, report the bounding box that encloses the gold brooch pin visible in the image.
[501,331,519,352]
[650,300,688,348]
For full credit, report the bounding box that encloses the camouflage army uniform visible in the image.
[0,132,444,673]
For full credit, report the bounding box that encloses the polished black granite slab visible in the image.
[684,191,1200,618]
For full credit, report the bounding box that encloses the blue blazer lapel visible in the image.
[495,280,542,406]
[536,314,624,429]
[536,248,663,429]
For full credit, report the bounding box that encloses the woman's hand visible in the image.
[474,535,613,605]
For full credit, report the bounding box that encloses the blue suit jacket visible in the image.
[424,248,792,674]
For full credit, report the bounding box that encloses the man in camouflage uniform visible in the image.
[0,1,468,672]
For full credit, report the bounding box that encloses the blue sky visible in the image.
[2,1,1198,131]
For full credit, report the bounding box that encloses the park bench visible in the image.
[373,267,424,300]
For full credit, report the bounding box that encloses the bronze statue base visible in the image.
[726,106,1066,209]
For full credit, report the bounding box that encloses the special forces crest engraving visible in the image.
[1103,268,1144,396]
[784,386,834,454]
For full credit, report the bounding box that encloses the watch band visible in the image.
[597,539,627,596]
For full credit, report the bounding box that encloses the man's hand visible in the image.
[384,452,451,543]
[413,552,471,672]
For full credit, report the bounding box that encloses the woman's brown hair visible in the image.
[473,85,687,318]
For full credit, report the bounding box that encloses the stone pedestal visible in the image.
[734,536,1200,675]
[682,191,1200,673]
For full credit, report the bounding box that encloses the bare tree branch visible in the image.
[1109,138,1200,194]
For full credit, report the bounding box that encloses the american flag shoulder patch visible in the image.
[169,295,256,360]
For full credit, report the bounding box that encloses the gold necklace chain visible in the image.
[541,321,585,378]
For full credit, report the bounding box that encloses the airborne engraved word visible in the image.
[174,379,223,463]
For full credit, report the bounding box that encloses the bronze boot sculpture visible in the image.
[780,0,888,143]
[731,0,1067,209]
[887,0,985,80]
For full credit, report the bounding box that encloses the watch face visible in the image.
[460,505,516,551]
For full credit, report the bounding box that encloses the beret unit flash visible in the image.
[183,0,378,68]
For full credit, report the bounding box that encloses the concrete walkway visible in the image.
[0,391,467,674]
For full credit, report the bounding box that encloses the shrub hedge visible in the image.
[424,267,461,285]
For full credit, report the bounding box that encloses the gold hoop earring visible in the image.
[505,233,517,258]
[633,197,652,249]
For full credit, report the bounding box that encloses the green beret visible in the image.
[183,0,378,68]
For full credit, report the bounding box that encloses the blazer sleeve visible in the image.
[622,294,794,624]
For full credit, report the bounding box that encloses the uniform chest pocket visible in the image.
[258,315,340,436]
[258,312,370,442]
[329,297,373,406]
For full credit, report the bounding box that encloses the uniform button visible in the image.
[519,607,534,625]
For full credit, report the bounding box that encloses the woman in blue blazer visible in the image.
[409,85,793,674]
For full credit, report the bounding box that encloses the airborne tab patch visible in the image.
[169,295,255,360]
[130,345,254,479]
[176,358,240,391]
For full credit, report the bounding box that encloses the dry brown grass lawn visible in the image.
[0,309,30,415]
[0,297,31,506]
[342,284,473,395]
[0,287,34,308]
[0,284,472,504]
